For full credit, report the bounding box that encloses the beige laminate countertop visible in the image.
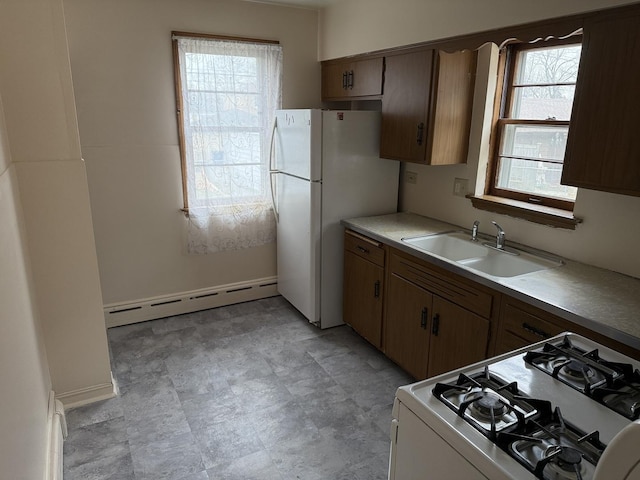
[342,212,640,352]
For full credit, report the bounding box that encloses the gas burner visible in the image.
[468,392,508,420]
[498,407,605,480]
[433,366,538,439]
[543,446,586,480]
[559,359,595,380]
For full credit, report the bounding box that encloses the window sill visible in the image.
[468,195,583,230]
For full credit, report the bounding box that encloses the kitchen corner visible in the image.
[342,211,640,353]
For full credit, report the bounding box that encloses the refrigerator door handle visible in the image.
[269,171,279,223]
[269,116,277,172]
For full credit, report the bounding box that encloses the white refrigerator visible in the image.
[270,109,399,329]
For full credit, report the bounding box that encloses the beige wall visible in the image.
[0,97,52,480]
[319,0,640,60]
[0,0,112,409]
[320,0,640,279]
[63,0,321,306]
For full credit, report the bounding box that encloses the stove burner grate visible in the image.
[433,366,538,440]
[524,335,628,395]
[497,406,605,480]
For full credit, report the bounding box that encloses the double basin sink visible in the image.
[402,231,563,278]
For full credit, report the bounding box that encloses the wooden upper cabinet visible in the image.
[321,57,384,100]
[562,12,640,196]
[380,48,477,165]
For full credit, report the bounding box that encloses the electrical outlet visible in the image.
[406,171,418,184]
[453,177,468,197]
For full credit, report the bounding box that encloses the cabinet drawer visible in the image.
[498,297,640,360]
[500,301,565,346]
[389,250,493,319]
[344,230,385,267]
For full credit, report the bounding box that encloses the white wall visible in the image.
[0,0,112,406]
[320,0,640,279]
[63,0,321,306]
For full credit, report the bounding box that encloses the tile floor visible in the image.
[63,296,413,480]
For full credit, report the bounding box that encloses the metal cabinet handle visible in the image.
[356,245,370,254]
[347,70,354,89]
[416,122,425,146]
[342,71,348,90]
[522,322,548,338]
[420,308,428,329]
[374,280,381,299]
[432,313,440,336]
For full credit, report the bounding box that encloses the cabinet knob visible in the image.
[374,280,381,298]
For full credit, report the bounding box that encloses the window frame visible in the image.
[487,36,582,212]
[171,31,281,213]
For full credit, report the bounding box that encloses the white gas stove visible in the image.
[389,333,640,480]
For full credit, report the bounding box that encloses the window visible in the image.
[172,32,282,253]
[489,39,582,211]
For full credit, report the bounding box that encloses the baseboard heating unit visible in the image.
[104,276,278,327]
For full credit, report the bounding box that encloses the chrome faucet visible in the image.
[471,220,480,242]
[492,221,505,250]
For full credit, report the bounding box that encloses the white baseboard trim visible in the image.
[103,276,279,328]
[55,374,117,409]
[45,391,67,480]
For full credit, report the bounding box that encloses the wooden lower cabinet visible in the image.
[343,250,384,348]
[384,274,432,379]
[343,230,386,348]
[384,272,491,380]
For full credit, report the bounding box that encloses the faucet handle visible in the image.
[471,220,480,241]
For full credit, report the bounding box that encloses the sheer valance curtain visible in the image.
[174,35,282,254]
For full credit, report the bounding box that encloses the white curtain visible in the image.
[176,36,282,254]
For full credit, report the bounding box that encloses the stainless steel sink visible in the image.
[402,231,563,278]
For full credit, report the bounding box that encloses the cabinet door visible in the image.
[427,296,490,377]
[562,13,640,196]
[384,274,432,380]
[380,50,433,162]
[321,57,383,100]
[428,50,477,166]
[322,61,349,99]
[349,57,384,97]
[343,251,384,348]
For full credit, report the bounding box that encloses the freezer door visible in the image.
[276,172,321,324]
[274,109,322,181]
